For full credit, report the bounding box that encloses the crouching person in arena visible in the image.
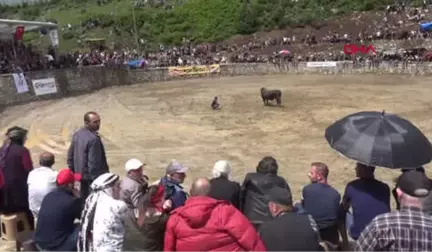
[163,178,266,251]
[123,184,171,251]
[78,173,128,252]
[34,169,82,251]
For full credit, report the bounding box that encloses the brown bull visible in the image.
[261,87,282,106]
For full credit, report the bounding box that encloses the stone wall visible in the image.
[1,61,432,109]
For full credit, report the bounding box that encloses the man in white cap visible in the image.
[159,160,189,211]
[120,158,149,209]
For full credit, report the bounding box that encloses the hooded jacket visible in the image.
[164,196,266,251]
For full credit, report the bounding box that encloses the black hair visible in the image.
[257,156,279,175]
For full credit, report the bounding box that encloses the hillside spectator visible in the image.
[0,126,34,229]
[159,160,188,211]
[208,160,241,209]
[34,169,82,251]
[123,184,170,251]
[355,171,432,251]
[340,163,390,248]
[27,152,58,218]
[295,162,341,246]
[259,187,323,251]
[164,178,266,251]
[67,111,109,201]
[78,173,128,252]
[120,158,149,210]
[241,156,291,230]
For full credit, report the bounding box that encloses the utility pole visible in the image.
[131,0,140,51]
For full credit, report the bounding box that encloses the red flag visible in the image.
[14,26,25,41]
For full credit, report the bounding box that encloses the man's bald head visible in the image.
[84,111,101,131]
[39,152,55,167]
[190,178,211,196]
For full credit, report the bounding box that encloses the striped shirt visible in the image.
[355,206,432,251]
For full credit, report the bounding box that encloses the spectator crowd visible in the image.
[0,111,432,251]
[5,4,432,73]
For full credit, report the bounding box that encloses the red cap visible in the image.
[57,169,81,186]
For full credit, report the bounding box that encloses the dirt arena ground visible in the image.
[1,73,432,248]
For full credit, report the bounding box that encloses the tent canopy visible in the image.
[0,19,58,35]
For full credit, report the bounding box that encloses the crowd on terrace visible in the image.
[4,3,432,73]
[0,111,432,251]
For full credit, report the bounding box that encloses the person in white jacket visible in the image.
[27,152,58,218]
[78,173,128,252]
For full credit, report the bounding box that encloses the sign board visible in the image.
[32,78,57,96]
[12,73,29,93]
[168,64,220,76]
[306,61,337,68]
[344,44,377,55]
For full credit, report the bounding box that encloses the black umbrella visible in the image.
[325,111,432,169]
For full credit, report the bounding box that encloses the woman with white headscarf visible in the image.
[207,160,241,209]
[78,173,128,252]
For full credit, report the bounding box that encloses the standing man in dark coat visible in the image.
[0,126,34,228]
[67,111,109,201]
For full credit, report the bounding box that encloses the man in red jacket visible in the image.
[164,178,266,251]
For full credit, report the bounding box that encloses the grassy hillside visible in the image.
[0,0,415,52]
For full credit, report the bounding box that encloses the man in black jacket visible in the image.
[240,156,291,230]
[34,169,82,251]
[208,160,241,209]
[259,187,323,251]
[67,111,109,201]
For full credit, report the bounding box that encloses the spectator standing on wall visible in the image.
[67,112,109,201]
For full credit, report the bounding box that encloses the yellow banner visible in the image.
[168,64,220,76]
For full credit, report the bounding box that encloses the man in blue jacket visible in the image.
[160,160,189,210]
[34,168,82,251]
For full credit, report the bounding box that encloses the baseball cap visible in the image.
[397,171,432,198]
[166,160,188,174]
[57,169,81,186]
[268,187,293,206]
[402,167,425,173]
[125,158,145,172]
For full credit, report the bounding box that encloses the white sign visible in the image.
[12,73,29,94]
[49,29,59,47]
[306,61,337,68]
[32,78,57,96]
